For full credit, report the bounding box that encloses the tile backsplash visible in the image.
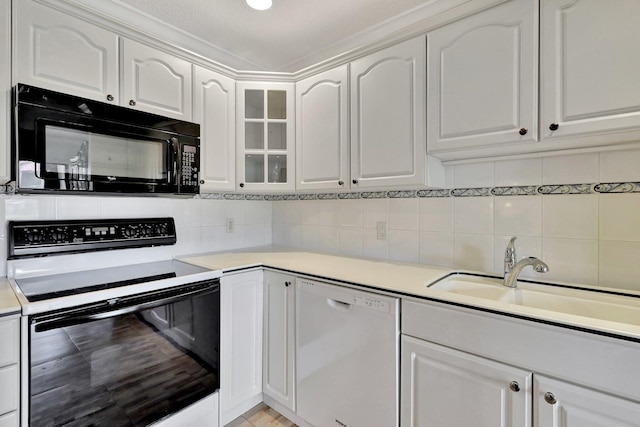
[4,148,640,292]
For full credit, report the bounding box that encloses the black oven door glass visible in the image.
[29,282,220,427]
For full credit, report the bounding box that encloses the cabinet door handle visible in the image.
[129,99,137,106]
[338,180,344,186]
[519,128,528,136]
[352,179,359,185]
[544,392,557,405]
[549,123,559,131]
[106,94,114,102]
[239,182,245,188]
[509,381,520,392]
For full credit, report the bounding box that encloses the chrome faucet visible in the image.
[503,237,549,288]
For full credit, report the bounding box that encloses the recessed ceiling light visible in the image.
[246,0,272,11]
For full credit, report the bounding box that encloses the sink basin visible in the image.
[429,273,640,327]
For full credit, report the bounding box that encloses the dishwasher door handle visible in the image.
[326,298,352,311]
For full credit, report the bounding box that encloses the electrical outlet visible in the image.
[226,218,235,233]
[376,221,387,240]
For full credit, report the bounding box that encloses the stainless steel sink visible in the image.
[428,273,640,326]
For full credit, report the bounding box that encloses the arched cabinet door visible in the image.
[122,38,193,121]
[14,0,119,104]
[427,0,537,153]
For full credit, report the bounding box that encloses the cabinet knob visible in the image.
[285,281,291,287]
[509,381,520,392]
[239,182,245,188]
[544,392,557,405]
[352,179,359,185]
[199,179,205,185]
[129,99,137,106]
[549,123,559,131]
[106,94,114,102]
[338,180,344,186]
[519,128,528,136]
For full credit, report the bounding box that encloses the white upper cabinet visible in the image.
[296,65,349,191]
[122,39,193,121]
[236,81,295,191]
[194,65,236,192]
[427,0,537,153]
[350,36,428,188]
[0,0,10,184]
[14,0,119,104]
[540,0,640,141]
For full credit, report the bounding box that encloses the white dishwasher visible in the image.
[296,278,399,427]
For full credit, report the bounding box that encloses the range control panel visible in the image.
[8,218,176,259]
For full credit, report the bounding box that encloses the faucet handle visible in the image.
[504,237,517,273]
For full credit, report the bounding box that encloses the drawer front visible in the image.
[0,317,18,367]
[0,365,18,415]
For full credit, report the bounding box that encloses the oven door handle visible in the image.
[32,282,218,331]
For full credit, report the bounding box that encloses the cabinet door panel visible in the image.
[401,335,531,427]
[194,66,236,192]
[0,365,18,415]
[122,39,192,120]
[535,375,640,427]
[351,37,426,188]
[263,271,295,411]
[427,0,536,152]
[15,0,119,104]
[0,0,9,183]
[296,65,348,190]
[541,0,640,139]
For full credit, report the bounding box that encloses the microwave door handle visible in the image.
[169,137,179,185]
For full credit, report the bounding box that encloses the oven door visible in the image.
[27,280,220,427]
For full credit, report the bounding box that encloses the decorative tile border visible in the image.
[5,182,640,199]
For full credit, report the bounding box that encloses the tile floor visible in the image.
[226,403,297,427]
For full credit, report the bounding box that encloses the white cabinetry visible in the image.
[14,0,119,104]
[15,0,193,121]
[0,315,19,427]
[262,271,296,413]
[0,0,9,184]
[219,270,263,426]
[295,65,349,191]
[427,0,537,153]
[350,36,429,188]
[122,39,192,120]
[401,335,531,427]
[540,0,640,141]
[236,82,295,191]
[194,66,236,192]
[534,375,640,427]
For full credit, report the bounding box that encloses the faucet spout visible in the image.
[504,236,517,275]
[503,257,549,288]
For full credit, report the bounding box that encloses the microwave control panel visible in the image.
[180,144,199,189]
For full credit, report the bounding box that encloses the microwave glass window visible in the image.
[45,126,167,180]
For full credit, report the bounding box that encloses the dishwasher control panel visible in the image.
[353,295,390,312]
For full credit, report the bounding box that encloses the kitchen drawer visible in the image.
[0,365,18,415]
[0,317,18,367]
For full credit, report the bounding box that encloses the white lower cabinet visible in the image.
[401,335,531,427]
[262,271,296,413]
[534,375,640,427]
[220,270,264,425]
[0,315,19,427]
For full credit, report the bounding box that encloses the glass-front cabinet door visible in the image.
[237,82,295,191]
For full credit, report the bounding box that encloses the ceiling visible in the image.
[109,0,447,72]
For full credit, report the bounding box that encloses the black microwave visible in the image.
[13,84,200,195]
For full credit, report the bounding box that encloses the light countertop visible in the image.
[0,277,21,316]
[181,246,640,342]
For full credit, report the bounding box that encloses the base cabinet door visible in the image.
[401,335,531,427]
[540,0,640,141]
[534,375,640,427]
[220,271,263,425]
[263,271,295,412]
